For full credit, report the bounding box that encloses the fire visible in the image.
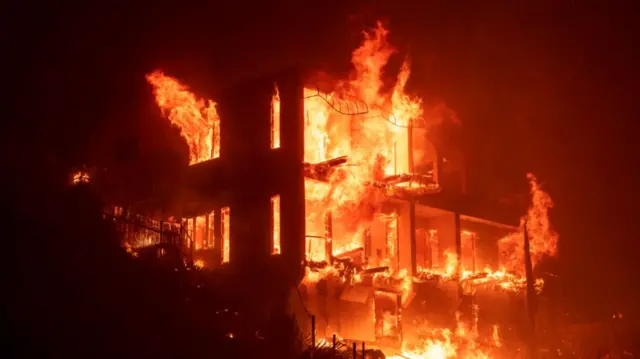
[303,21,436,269]
[390,309,502,359]
[146,71,220,165]
[500,173,559,272]
[139,19,558,359]
[392,326,495,359]
[71,171,90,185]
[299,22,509,358]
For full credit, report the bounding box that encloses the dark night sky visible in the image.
[5,1,639,316]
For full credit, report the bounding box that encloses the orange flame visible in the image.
[500,173,559,272]
[146,71,220,165]
[303,22,437,263]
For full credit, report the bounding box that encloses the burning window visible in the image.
[195,216,206,250]
[207,211,215,249]
[271,84,281,149]
[271,195,281,255]
[416,228,439,270]
[221,207,230,263]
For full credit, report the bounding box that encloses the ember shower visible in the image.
[130,22,559,359]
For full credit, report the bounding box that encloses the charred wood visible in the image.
[363,266,389,275]
[303,156,349,182]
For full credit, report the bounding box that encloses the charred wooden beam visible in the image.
[363,266,389,275]
[379,173,434,186]
[374,173,441,198]
[303,156,349,182]
[307,260,329,270]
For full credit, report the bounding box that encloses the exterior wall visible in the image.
[183,68,305,283]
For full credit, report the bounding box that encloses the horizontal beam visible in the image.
[459,214,518,231]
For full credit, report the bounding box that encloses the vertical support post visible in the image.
[409,200,417,275]
[325,211,333,264]
[160,220,164,244]
[471,233,476,273]
[397,294,403,346]
[454,213,462,300]
[332,334,336,358]
[214,208,222,265]
[191,218,195,255]
[393,142,397,175]
[179,219,184,250]
[205,214,209,249]
[523,222,537,359]
[362,342,365,358]
[407,119,414,173]
[352,342,357,359]
[311,315,316,356]
[364,228,372,261]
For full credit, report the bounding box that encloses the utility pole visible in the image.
[523,221,538,359]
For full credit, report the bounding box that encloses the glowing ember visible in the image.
[146,71,220,165]
[71,171,90,185]
[123,242,138,257]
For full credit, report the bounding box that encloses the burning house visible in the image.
[102,22,560,358]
